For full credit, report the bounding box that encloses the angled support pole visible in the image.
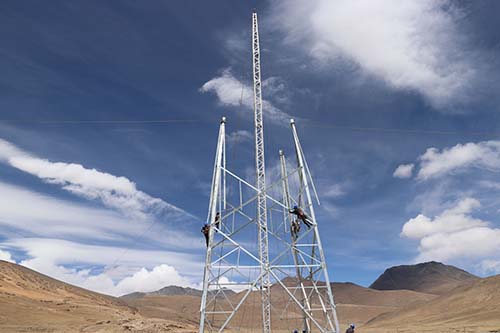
[290,119,340,333]
[199,117,226,333]
[280,150,311,333]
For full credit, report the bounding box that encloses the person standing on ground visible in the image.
[346,323,355,333]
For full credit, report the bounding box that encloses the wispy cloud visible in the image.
[226,130,253,145]
[0,181,200,249]
[0,181,205,296]
[0,138,194,221]
[272,0,479,109]
[200,69,293,124]
[0,138,205,296]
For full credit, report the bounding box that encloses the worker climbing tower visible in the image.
[199,10,340,333]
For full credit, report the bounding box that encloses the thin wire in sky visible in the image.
[0,119,201,124]
[302,121,500,138]
[2,118,500,138]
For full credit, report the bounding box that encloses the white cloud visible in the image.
[8,238,201,276]
[226,130,253,145]
[0,249,14,263]
[200,69,293,124]
[111,264,189,296]
[401,198,500,265]
[0,181,200,249]
[20,259,191,297]
[402,198,486,239]
[393,163,414,179]
[200,69,250,108]
[322,184,345,199]
[479,259,500,275]
[5,237,202,296]
[0,138,193,220]
[273,0,477,108]
[416,227,500,263]
[417,141,500,180]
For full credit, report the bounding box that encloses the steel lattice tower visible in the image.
[252,10,272,333]
[199,10,340,333]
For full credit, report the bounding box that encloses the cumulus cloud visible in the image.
[0,138,192,220]
[0,249,14,263]
[24,260,191,297]
[273,0,477,109]
[401,198,500,266]
[402,198,487,239]
[6,237,202,296]
[393,163,414,178]
[200,69,293,124]
[417,141,500,180]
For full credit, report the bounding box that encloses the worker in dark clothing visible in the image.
[201,223,210,247]
[214,212,221,232]
[289,206,314,229]
[291,219,301,240]
[346,323,355,333]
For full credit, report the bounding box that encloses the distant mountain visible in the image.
[121,285,235,300]
[369,261,478,295]
[365,274,500,331]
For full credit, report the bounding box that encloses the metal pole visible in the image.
[252,10,271,333]
[290,119,340,333]
[280,150,311,333]
[199,117,226,333]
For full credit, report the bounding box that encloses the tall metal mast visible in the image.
[252,10,271,333]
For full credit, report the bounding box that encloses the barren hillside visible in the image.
[123,280,436,330]
[363,274,500,333]
[0,260,196,332]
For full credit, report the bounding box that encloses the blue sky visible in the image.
[1,0,500,295]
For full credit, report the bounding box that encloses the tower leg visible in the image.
[199,117,226,333]
[291,119,340,333]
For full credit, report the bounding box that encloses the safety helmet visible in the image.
[293,205,298,209]
[350,323,355,328]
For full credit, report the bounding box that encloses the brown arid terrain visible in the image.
[0,260,197,332]
[123,279,436,330]
[1,259,499,333]
[360,274,500,333]
[123,262,500,332]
